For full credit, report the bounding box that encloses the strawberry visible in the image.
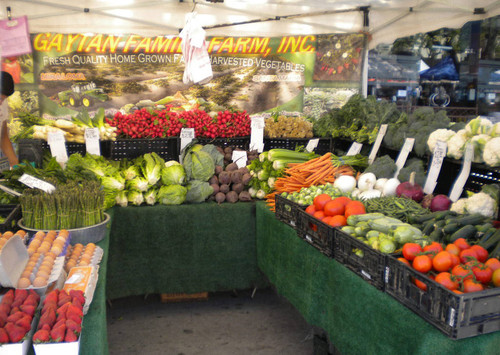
[28,290,40,303]
[72,297,83,309]
[57,303,70,316]
[2,290,14,305]
[0,304,11,315]
[32,329,50,343]
[66,312,82,325]
[57,290,71,307]
[40,324,51,331]
[43,290,58,306]
[53,319,66,330]
[38,307,56,329]
[66,304,83,319]
[50,324,66,342]
[23,294,39,307]
[19,304,36,317]
[7,312,25,323]
[0,327,9,343]
[15,315,32,333]
[9,306,20,315]
[64,328,78,342]
[5,322,27,343]
[69,290,85,305]
[13,289,28,304]
[65,318,81,334]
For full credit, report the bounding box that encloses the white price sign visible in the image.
[231,150,248,168]
[180,128,195,152]
[18,173,56,193]
[346,142,363,156]
[305,138,319,153]
[47,131,68,164]
[449,143,473,202]
[250,116,265,153]
[423,140,447,195]
[394,138,415,178]
[368,124,388,164]
[85,128,101,155]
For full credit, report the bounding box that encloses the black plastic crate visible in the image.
[0,205,22,233]
[333,229,387,290]
[384,254,500,339]
[331,137,373,157]
[296,208,335,257]
[195,136,250,150]
[274,194,305,229]
[17,139,112,167]
[264,137,332,155]
[109,137,180,161]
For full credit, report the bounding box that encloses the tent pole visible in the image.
[361,7,369,98]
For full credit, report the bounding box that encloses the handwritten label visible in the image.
[180,128,195,152]
[18,173,56,193]
[305,138,319,153]
[232,150,248,168]
[394,138,415,178]
[250,116,265,152]
[449,143,473,202]
[368,124,388,164]
[346,142,363,156]
[47,131,68,164]
[423,140,447,195]
[85,128,100,155]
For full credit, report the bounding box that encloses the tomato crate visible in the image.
[296,208,335,257]
[274,194,305,229]
[264,137,332,155]
[17,138,112,167]
[332,229,388,290]
[195,136,250,150]
[384,254,500,339]
[109,137,180,161]
[0,204,22,233]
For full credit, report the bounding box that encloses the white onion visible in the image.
[382,178,400,197]
[334,175,357,193]
[374,178,388,191]
[357,173,377,191]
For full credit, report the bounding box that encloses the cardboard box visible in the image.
[63,266,98,314]
[0,236,28,288]
[33,337,80,355]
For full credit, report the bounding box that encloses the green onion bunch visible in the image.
[20,180,105,230]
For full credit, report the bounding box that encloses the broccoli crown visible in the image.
[397,158,426,186]
[364,155,397,179]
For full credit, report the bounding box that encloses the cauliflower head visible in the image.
[465,192,498,218]
[483,136,500,167]
[446,129,468,160]
[490,122,500,137]
[470,134,492,163]
[465,117,493,136]
[427,129,455,153]
[450,198,468,214]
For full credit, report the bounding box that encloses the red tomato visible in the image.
[322,216,332,225]
[323,200,345,217]
[453,238,470,251]
[471,264,493,284]
[485,258,500,272]
[327,215,347,227]
[459,248,478,264]
[332,196,351,207]
[451,264,473,282]
[397,257,411,267]
[423,242,443,256]
[313,210,326,220]
[305,205,316,215]
[402,243,423,261]
[435,272,459,291]
[412,278,428,291]
[463,279,484,293]
[344,200,366,218]
[470,245,488,263]
[313,194,331,211]
[493,269,500,287]
[445,243,461,256]
[450,254,461,268]
[432,251,453,272]
[413,255,433,273]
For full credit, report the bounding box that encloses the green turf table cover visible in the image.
[106,202,266,300]
[255,202,500,355]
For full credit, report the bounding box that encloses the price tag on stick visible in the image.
[346,142,363,156]
[423,140,447,195]
[18,173,56,193]
[449,143,473,202]
[393,138,415,178]
[250,116,265,153]
[305,138,319,153]
[368,124,387,164]
[232,150,248,169]
[47,131,68,164]
[85,128,101,156]
[180,128,195,152]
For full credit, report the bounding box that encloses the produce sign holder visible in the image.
[296,208,335,257]
[17,139,112,167]
[274,194,304,229]
[196,136,250,150]
[331,137,372,157]
[264,138,332,156]
[384,254,500,339]
[108,138,179,161]
[333,229,387,291]
[0,204,22,233]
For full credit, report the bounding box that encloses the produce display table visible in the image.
[255,202,500,355]
[106,202,266,300]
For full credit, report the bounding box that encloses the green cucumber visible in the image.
[445,214,487,227]
[346,213,385,226]
[490,240,500,258]
[422,220,437,235]
[429,228,444,242]
[477,223,494,233]
[480,228,500,251]
[449,224,478,242]
[368,217,406,234]
[442,223,462,235]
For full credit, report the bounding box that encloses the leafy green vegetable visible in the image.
[183,150,215,182]
[144,188,157,205]
[127,176,149,192]
[364,155,397,179]
[397,158,426,186]
[115,191,128,207]
[141,153,164,186]
[161,164,186,186]
[101,173,126,191]
[201,144,224,167]
[127,190,144,206]
[157,185,187,205]
[185,180,214,203]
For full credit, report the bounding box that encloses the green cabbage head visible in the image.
[157,185,187,205]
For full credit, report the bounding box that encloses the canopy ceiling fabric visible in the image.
[1,1,499,47]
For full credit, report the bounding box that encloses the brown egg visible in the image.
[58,229,69,238]
[34,231,46,239]
[65,259,77,271]
[0,239,6,248]
[2,231,13,240]
[50,245,62,256]
[16,230,26,237]
[21,269,33,279]
[17,277,31,288]
[78,258,90,266]
[37,244,50,254]
[55,236,66,245]
[27,260,37,269]
[33,276,48,287]
[36,269,51,279]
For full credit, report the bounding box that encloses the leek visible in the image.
[267,149,316,162]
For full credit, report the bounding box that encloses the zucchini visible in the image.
[433,220,447,230]
[477,223,494,233]
[446,213,487,227]
[368,217,406,234]
[442,223,461,235]
[347,212,385,226]
[480,228,500,251]
[449,224,477,242]
[429,228,444,242]
[422,220,437,235]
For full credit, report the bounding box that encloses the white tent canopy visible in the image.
[2,0,500,47]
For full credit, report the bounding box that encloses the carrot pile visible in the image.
[266,152,355,211]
